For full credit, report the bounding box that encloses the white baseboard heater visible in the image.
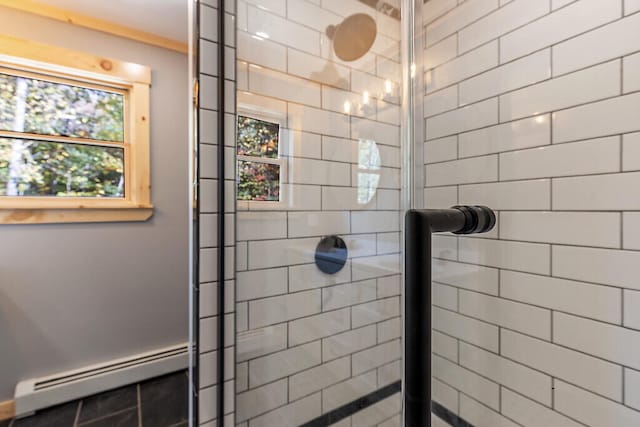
[14,343,189,417]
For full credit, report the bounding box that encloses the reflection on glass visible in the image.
[0,138,124,197]
[0,73,125,142]
[357,139,380,204]
[237,115,279,158]
[237,160,280,201]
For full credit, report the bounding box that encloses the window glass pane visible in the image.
[237,115,279,158]
[0,138,124,197]
[237,160,280,201]
[0,73,124,142]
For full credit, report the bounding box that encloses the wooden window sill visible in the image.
[0,207,154,224]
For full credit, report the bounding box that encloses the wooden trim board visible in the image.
[0,400,15,421]
[0,0,187,54]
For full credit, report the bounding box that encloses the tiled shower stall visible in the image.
[195,0,640,426]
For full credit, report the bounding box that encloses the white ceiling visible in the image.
[36,0,188,43]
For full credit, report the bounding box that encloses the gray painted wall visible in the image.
[0,7,189,401]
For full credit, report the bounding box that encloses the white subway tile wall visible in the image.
[422,0,640,425]
[236,0,402,425]
[199,1,238,426]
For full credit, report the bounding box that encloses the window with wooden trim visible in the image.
[0,35,152,224]
[236,115,284,202]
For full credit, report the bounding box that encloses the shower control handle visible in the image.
[404,206,496,426]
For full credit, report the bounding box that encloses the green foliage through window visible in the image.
[236,115,281,202]
[0,73,124,142]
[0,138,124,197]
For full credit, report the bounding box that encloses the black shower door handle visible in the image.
[404,206,496,426]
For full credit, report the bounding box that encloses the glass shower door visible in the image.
[234,0,406,425]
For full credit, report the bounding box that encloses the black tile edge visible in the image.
[300,381,401,427]
[431,401,474,427]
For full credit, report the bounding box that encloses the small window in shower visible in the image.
[236,115,282,202]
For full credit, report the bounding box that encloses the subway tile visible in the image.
[425,186,458,209]
[377,99,401,125]
[432,378,459,414]
[352,339,401,376]
[459,115,550,158]
[322,89,364,119]
[623,289,640,329]
[459,394,520,427]
[289,356,351,400]
[433,258,499,295]
[501,0,621,63]
[432,306,499,352]
[432,330,459,362]
[433,283,458,310]
[351,254,400,281]
[625,368,640,411]
[288,49,350,90]
[237,31,286,71]
[352,393,400,426]
[377,360,401,387]
[501,329,623,401]
[247,6,319,55]
[236,379,287,422]
[288,308,350,346]
[424,34,458,70]
[426,98,498,140]
[322,187,376,210]
[627,0,640,14]
[200,4,218,42]
[248,238,314,269]
[377,316,401,343]
[432,354,500,410]
[555,380,640,426]
[425,155,498,186]
[426,0,499,47]
[623,132,640,171]
[322,325,377,361]
[288,103,350,138]
[424,86,458,121]
[377,275,400,299]
[289,262,351,292]
[500,136,620,181]
[459,290,551,339]
[249,65,321,106]
[248,289,321,329]
[249,392,321,427]
[501,388,584,427]
[624,52,640,93]
[322,370,377,412]
[248,341,321,387]
[501,270,622,324]
[554,311,640,370]
[322,279,377,311]
[459,237,550,274]
[351,117,400,147]
[553,244,640,290]
[426,41,499,93]
[553,12,640,75]
[288,158,351,186]
[281,130,322,159]
[424,136,458,164]
[499,211,621,248]
[625,212,640,250]
[459,0,549,53]
[553,92,640,142]
[461,342,552,405]
[288,211,350,238]
[554,172,640,210]
[352,296,400,328]
[236,268,287,301]
[423,0,458,25]
[351,211,400,233]
[287,0,339,32]
[237,211,287,241]
[433,235,459,262]
[499,60,620,122]
[460,49,550,106]
[377,190,400,211]
[459,179,550,210]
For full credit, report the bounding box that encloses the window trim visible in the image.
[236,111,286,206]
[0,34,152,224]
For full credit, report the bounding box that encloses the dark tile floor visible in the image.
[1,370,188,427]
